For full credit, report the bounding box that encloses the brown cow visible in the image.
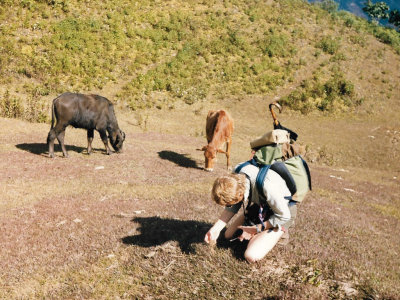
[198,110,234,172]
[47,92,125,158]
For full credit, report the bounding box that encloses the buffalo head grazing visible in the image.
[109,129,126,153]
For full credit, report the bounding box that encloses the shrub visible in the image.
[0,91,23,119]
[316,36,340,54]
[258,30,294,58]
[280,71,357,114]
[373,27,400,53]
[25,97,48,123]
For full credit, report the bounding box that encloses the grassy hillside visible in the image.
[0,0,399,119]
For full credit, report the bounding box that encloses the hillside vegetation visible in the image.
[1,0,399,119]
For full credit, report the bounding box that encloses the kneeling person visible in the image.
[204,162,297,263]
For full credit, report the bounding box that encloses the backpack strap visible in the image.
[236,160,271,201]
[255,164,271,200]
[234,161,251,174]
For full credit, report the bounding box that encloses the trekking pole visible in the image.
[269,101,282,127]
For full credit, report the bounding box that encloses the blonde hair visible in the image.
[211,173,247,206]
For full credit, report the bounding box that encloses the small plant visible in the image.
[24,95,49,123]
[0,91,23,119]
[316,36,340,55]
[349,34,366,46]
[258,30,294,58]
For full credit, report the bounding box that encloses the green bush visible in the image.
[281,71,357,114]
[373,27,400,53]
[258,30,294,58]
[316,36,340,54]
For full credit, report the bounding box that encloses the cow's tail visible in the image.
[50,98,56,129]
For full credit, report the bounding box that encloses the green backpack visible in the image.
[236,144,311,203]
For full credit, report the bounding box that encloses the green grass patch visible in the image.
[370,203,400,220]
[280,69,361,114]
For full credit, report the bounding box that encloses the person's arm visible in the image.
[238,220,274,241]
[264,171,291,227]
[204,210,235,244]
[266,195,291,228]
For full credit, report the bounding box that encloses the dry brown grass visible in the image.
[0,91,399,299]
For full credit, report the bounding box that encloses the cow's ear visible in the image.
[196,146,207,151]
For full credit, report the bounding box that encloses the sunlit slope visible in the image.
[0,0,399,121]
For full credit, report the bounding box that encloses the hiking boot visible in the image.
[277,231,290,246]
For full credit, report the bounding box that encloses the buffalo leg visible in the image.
[226,137,232,171]
[56,129,68,158]
[47,129,57,158]
[87,129,94,154]
[48,123,67,158]
[99,130,112,155]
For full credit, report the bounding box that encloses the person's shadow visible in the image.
[158,150,202,169]
[122,216,211,253]
[121,216,247,259]
[16,143,101,156]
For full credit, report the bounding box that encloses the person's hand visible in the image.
[238,225,258,241]
[250,150,256,159]
[204,228,220,244]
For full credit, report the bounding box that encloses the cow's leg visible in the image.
[87,129,94,154]
[56,129,68,158]
[47,129,57,158]
[226,136,232,171]
[99,130,112,155]
[48,123,67,158]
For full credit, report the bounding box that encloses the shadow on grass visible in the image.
[216,229,248,261]
[16,143,103,156]
[122,216,247,259]
[122,216,211,253]
[158,150,202,170]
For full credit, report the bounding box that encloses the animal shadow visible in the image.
[158,150,202,169]
[122,216,211,253]
[16,143,102,156]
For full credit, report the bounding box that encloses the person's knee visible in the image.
[244,251,260,264]
[244,239,274,263]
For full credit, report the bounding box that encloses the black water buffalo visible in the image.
[47,92,125,158]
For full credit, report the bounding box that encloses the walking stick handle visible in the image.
[269,101,282,127]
